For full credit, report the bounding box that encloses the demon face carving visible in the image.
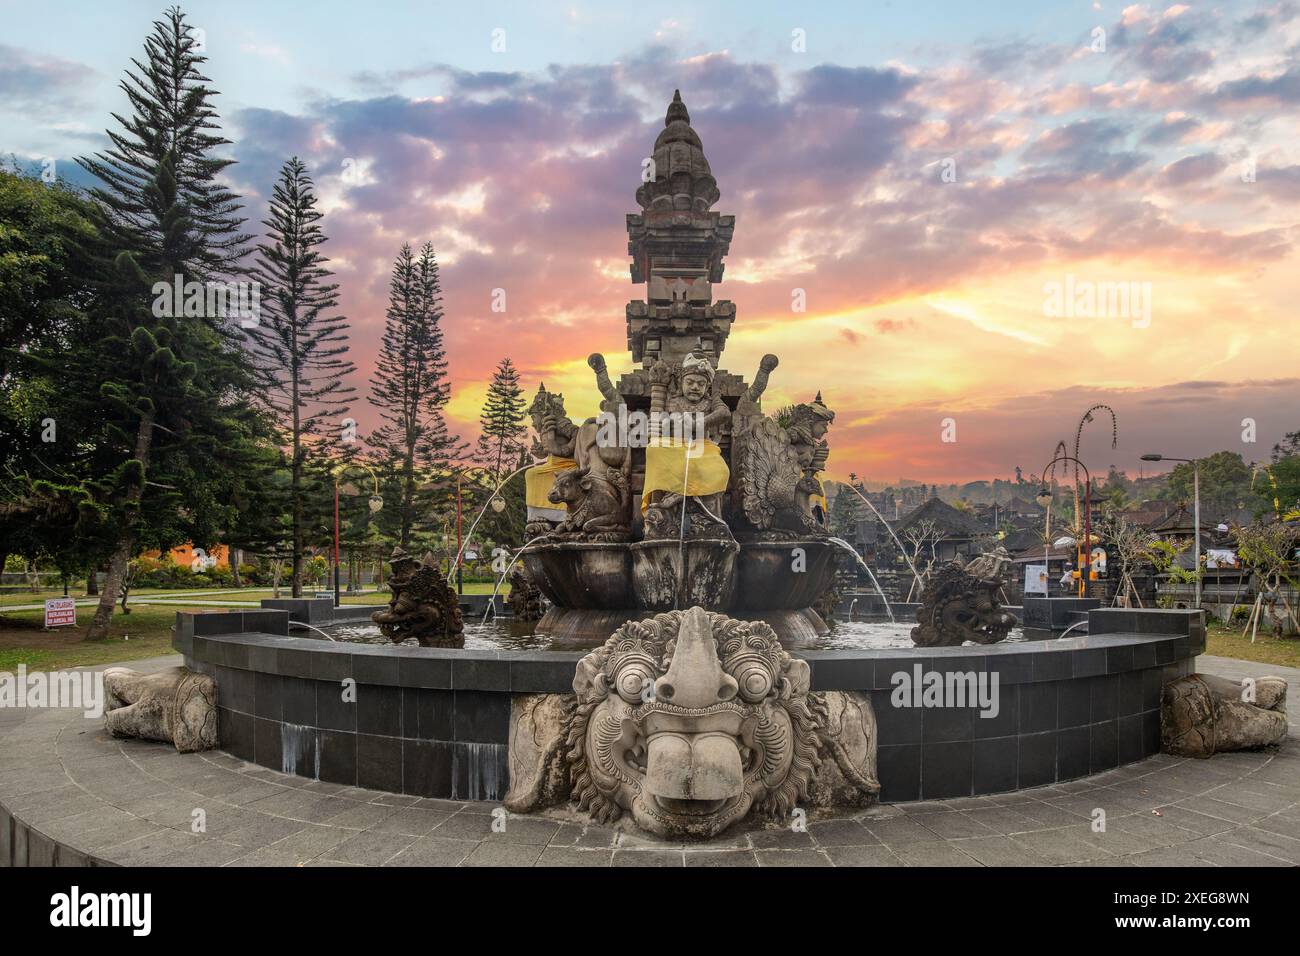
[504,607,879,839]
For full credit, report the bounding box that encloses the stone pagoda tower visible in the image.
[616,91,751,407]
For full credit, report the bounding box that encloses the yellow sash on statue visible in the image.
[525,456,577,520]
[641,439,730,514]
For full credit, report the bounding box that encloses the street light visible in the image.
[333,462,381,608]
[1142,452,1201,608]
[1038,454,1093,597]
[454,468,509,595]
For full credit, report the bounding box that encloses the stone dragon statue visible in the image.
[371,546,464,648]
[910,547,1018,647]
[506,564,547,622]
[504,607,879,839]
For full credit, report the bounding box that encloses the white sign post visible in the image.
[1025,565,1048,596]
[44,597,77,628]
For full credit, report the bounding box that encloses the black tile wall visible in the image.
[453,691,511,744]
[973,684,1017,739]
[973,736,1017,793]
[403,739,453,797]
[356,684,403,737]
[254,717,283,769]
[876,745,920,802]
[189,612,1191,802]
[1089,720,1119,773]
[357,734,402,792]
[1018,731,1056,788]
[316,680,357,732]
[921,741,973,800]
[318,730,357,786]
[1020,682,1057,733]
[1057,726,1091,780]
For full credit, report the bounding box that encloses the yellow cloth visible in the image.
[525,456,577,511]
[641,439,730,514]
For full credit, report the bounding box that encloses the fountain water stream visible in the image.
[827,536,895,623]
[483,535,551,624]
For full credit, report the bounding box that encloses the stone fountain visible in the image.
[521,91,839,643]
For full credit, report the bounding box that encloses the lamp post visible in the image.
[1036,485,1054,592]
[1037,454,1092,598]
[1142,453,1200,608]
[454,467,506,595]
[333,462,382,608]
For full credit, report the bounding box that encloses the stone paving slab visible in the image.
[1,654,1297,867]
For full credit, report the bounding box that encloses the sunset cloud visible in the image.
[6,1,1298,484]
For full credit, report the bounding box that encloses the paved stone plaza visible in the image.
[2,654,1297,867]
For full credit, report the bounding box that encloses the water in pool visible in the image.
[315,618,1055,652]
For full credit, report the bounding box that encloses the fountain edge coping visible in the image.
[173,607,1204,695]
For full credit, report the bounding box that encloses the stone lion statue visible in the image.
[504,606,879,839]
[1161,673,1288,758]
[911,547,1017,647]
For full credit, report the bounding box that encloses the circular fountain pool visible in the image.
[175,605,1205,804]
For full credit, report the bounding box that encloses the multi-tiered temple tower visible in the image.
[521,92,837,641]
[616,91,752,411]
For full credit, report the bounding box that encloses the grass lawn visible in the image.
[0,585,213,607]
[1205,619,1300,670]
[0,581,512,673]
[1,580,508,609]
[0,604,185,672]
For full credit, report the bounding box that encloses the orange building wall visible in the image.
[141,544,231,568]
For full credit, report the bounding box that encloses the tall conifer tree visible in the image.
[368,242,464,548]
[246,157,356,596]
[73,6,258,638]
[475,358,527,483]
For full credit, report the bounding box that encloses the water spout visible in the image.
[840,483,922,583]
[289,621,337,641]
[1059,620,1089,639]
[452,460,541,574]
[826,536,895,623]
[482,535,551,624]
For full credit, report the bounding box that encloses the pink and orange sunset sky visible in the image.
[4,1,1299,484]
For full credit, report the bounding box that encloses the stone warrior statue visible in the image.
[642,350,732,539]
[1162,673,1288,757]
[911,547,1018,646]
[371,546,464,647]
[103,665,219,752]
[733,389,835,540]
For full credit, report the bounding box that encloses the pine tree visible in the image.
[368,242,465,548]
[475,358,528,483]
[72,5,258,638]
[245,157,356,596]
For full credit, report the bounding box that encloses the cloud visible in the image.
[1162,151,1225,185]
[0,44,95,116]
[41,1,1295,476]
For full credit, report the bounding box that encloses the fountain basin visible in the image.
[176,606,1205,802]
[520,540,636,609]
[630,538,739,611]
[733,539,837,611]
